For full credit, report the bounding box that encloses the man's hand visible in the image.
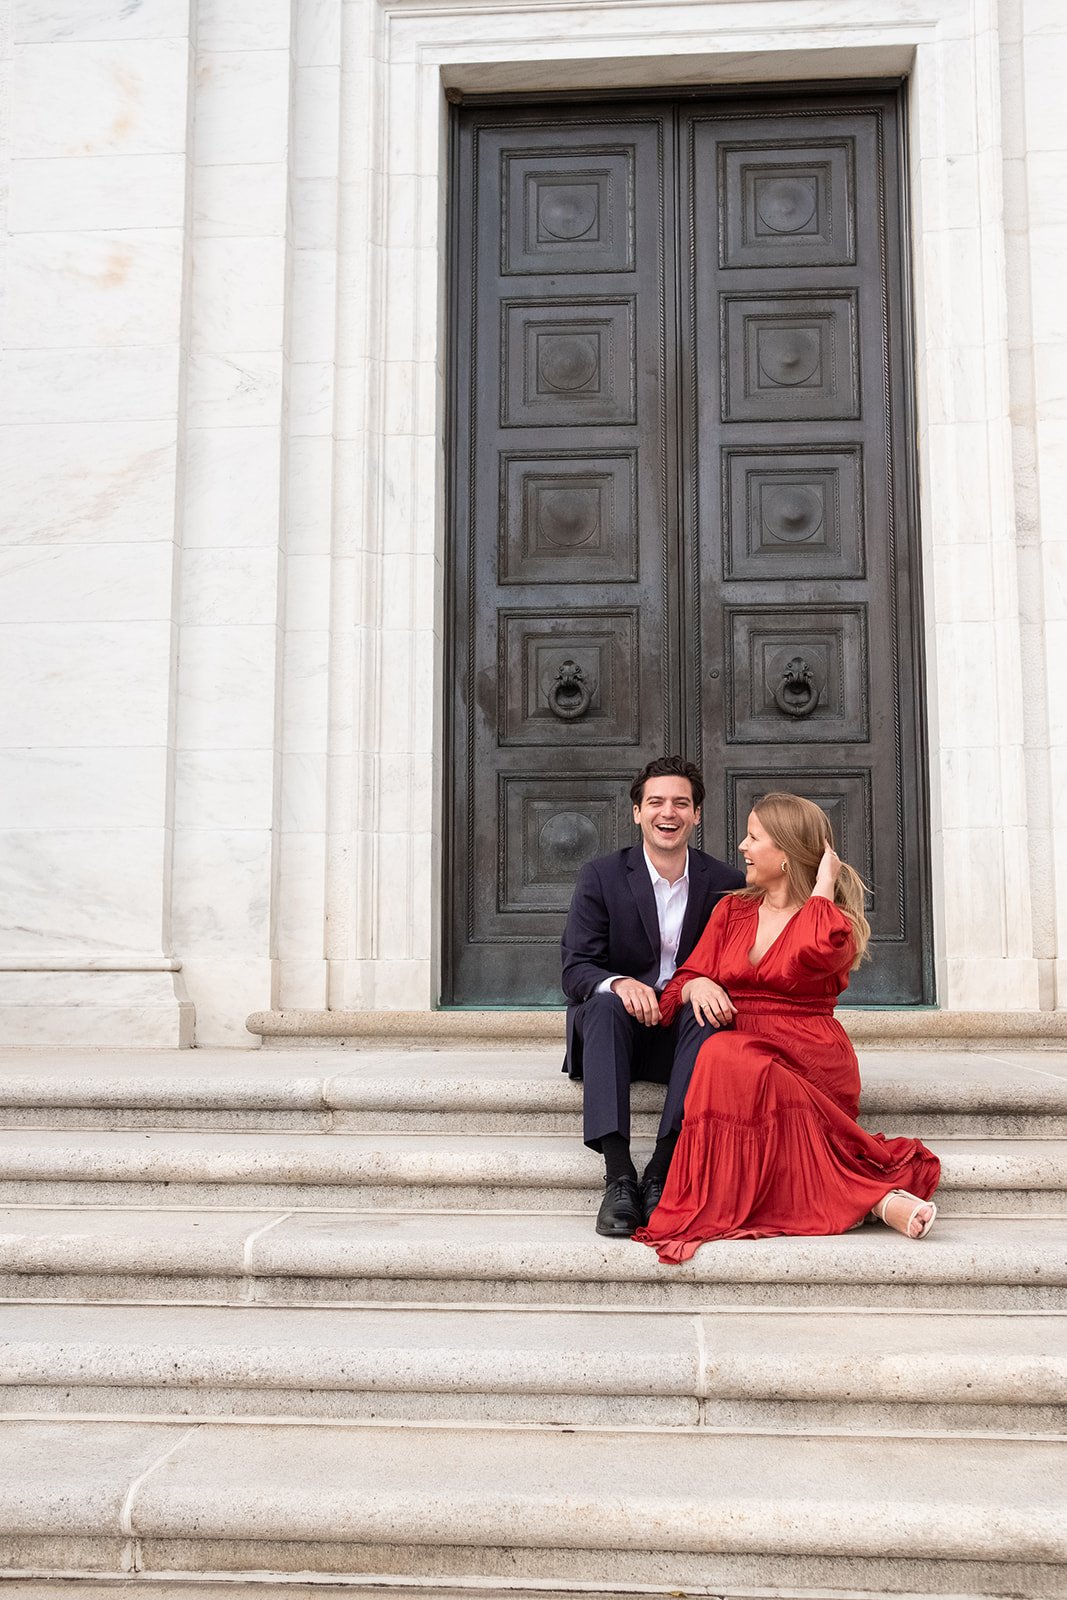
[610,977,661,1026]
[681,976,736,1028]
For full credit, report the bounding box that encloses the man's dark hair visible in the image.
[630,755,705,810]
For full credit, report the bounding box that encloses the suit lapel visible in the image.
[677,849,709,960]
[625,843,660,962]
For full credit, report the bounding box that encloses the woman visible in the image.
[634,793,939,1264]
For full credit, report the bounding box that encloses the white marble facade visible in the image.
[0,0,1064,1045]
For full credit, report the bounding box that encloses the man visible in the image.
[561,756,744,1237]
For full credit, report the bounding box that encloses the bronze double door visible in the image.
[446,88,930,1007]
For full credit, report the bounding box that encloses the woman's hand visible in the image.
[681,976,737,1028]
[812,841,842,899]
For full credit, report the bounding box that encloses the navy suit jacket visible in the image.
[560,842,745,1077]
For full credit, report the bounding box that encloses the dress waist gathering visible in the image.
[729,995,837,1018]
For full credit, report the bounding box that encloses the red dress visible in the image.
[634,893,940,1263]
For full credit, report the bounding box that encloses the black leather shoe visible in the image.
[595,1176,642,1237]
[640,1175,665,1225]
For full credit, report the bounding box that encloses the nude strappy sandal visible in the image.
[873,1189,937,1239]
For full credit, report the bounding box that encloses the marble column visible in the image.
[1018,0,1067,1005]
[168,0,292,1044]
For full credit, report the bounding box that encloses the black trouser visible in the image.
[574,990,717,1151]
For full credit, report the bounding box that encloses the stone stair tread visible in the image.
[0,1590,890,1600]
[0,1045,1064,1112]
[0,1127,1061,1189]
[243,1210,1067,1289]
[0,1300,1063,1404]
[1,1417,1063,1566]
[0,1590,904,1600]
[0,1206,1063,1285]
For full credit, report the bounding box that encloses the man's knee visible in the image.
[577,990,638,1081]
[579,989,631,1032]
[673,1004,718,1053]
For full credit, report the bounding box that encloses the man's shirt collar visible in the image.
[643,846,689,889]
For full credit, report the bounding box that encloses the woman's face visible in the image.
[739,810,783,890]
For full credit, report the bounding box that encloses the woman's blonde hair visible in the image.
[738,791,871,968]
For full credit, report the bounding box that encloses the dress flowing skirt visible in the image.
[634,1013,941,1263]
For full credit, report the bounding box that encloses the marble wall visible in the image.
[0,0,1064,1045]
[0,0,194,1043]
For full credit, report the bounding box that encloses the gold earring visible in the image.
[781,861,788,872]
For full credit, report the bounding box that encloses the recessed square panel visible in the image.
[719,141,856,268]
[725,606,869,743]
[725,770,876,909]
[503,149,635,274]
[502,300,636,427]
[499,610,639,745]
[721,292,859,421]
[723,446,865,580]
[500,452,637,584]
[500,776,633,912]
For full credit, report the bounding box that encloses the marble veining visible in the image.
[185,352,284,430]
[182,427,285,548]
[0,748,167,832]
[0,347,180,425]
[1,421,177,542]
[0,828,170,955]
[197,0,290,55]
[0,622,173,748]
[194,50,290,167]
[8,153,186,232]
[13,2,189,45]
[4,228,184,349]
[0,543,173,624]
[175,625,279,752]
[189,237,286,355]
[12,39,189,159]
[193,163,288,240]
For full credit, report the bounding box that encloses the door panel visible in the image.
[448,111,679,1003]
[681,100,927,1002]
[446,90,930,1006]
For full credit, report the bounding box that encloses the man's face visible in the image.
[633,776,700,859]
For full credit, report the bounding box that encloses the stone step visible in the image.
[1,1300,1063,1434]
[0,1128,1061,1212]
[5,1590,1049,1600]
[0,1590,984,1600]
[248,1006,1067,1048]
[1,1417,1064,1596]
[1,1207,1063,1309]
[0,1590,983,1600]
[1,1047,1064,1138]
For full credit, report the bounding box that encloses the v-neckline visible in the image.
[746,898,803,968]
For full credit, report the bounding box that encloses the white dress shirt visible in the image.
[596,848,691,995]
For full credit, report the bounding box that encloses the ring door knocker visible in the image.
[548,659,592,721]
[773,655,819,718]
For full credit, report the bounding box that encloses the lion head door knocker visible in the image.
[548,659,592,721]
[773,655,820,718]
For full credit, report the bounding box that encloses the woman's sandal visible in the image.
[873,1188,937,1238]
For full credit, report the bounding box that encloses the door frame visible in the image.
[301,0,1041,1017]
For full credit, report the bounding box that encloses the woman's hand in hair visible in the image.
[812,841,842,900]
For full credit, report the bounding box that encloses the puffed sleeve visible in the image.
[777,895,855,982]
[659,895,734,1026]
